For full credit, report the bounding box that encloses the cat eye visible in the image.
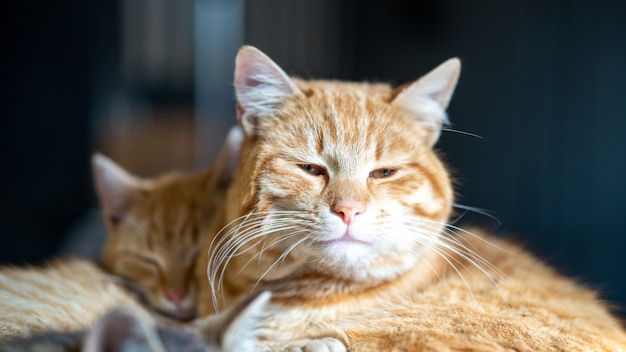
[369,168,396,179]
[136,255,161,271]
[299,164,326,176]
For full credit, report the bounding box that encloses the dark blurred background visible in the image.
[1,1,625,317]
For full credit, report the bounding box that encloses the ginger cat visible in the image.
[93,126,242,321]
[0,127,243,340]
[197,46,626,351]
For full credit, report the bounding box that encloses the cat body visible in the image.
[198,46,626,351]
[0,258,139,340]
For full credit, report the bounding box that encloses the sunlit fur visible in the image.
[0,258,140,340]
[0,259,269,352]
[197,46,626,351]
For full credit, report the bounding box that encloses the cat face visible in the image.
[94,159,210,320]
[210,47,460,287]
[94,128,242,320]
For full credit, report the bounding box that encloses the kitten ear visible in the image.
[210,125,244,190]
[234,45,302,136]
[194,291,271,352]
[83,307,164,352]
[391,58,461,146]
[92,153,140,228]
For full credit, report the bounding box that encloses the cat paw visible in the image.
[288,338,346,352]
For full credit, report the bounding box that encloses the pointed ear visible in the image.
[209,125,244,190]
[92,153,139,229]
[234,45,303,136]
[83,307,164,352]
[391,58,461,146]
[194,291,270,352]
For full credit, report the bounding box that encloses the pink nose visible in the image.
[333,203,365,225]
[166,291,186,306]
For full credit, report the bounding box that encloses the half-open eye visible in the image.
[299,164,326,176]
[369,168,396,179]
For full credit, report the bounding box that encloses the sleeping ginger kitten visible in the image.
[0,127,242,339]
[94,126,242,321]
[197,46,626,351]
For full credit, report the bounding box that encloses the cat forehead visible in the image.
[293,79,395,108]
[260,80,430,156]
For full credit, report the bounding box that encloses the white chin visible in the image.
[318,241,373,269]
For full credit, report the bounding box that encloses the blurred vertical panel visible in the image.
[244,0,357,79]
[120,0,194,92]
[194,0,244,167]
[93,0,198,177]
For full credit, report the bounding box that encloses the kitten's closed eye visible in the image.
[123,255,162,279]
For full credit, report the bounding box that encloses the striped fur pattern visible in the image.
[94,154,212,321]
[0,129,243,340]
[0,258,140,340]
[94,127,242,321]
[197,46,626,351]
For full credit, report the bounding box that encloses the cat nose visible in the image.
[333,202,365,225]
[166,290,186,306]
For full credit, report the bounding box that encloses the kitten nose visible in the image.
[166,290,186,306]
[333,202,365,225]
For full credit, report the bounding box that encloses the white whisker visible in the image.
[441,127,484,139]
[452,203,501,226]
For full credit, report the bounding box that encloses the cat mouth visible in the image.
[316,232,368,246]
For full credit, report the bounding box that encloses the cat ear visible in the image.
[391,58,461,146]
[209,125,244,190]
[194,291,271,352]
[234,45,303,136]
[82,307,164,352]
[92,153,140,228]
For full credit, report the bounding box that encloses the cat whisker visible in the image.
[414,220,508,281]
[250,233,314,293]
[211,222,301,293]
[416,218,515,256]
[237,228,311,277]
[452,203,501,226]
[441,127,484,139]
[208,211,305,276]
[409,225,506,299]
[208,211,314,310]
[386,230,479,300]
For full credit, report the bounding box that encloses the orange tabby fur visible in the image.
[0,128,243,340]
[197,46,626,351]
[0,258,140,339]
[95,127,242,320]
[0,258,270,352]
